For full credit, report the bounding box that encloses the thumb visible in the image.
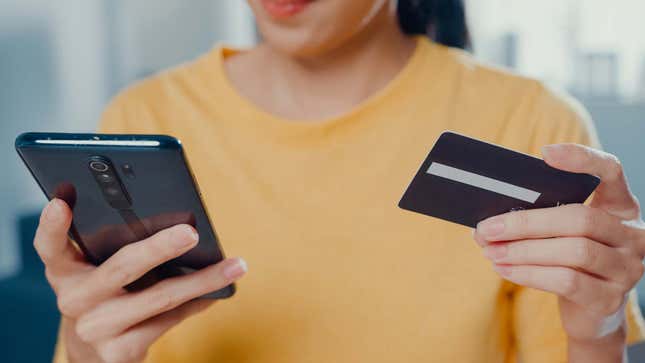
[542,143,640,220]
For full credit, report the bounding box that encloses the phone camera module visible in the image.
[88,156,132,209]
[89,161,109,172]
[97,173,114,183]
[105,186,120,197]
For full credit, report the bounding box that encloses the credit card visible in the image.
[398,131,601,228]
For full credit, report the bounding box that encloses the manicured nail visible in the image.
[477,217,505,238]
[223,258,247,280]
[174,225,198,248]
[188,226,199,243]
[483,245,507,261]
[493,264,511,277]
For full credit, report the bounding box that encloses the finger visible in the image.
[92,300,214,363]
[141,212,197,236]
[476,204,630,247]
[473,228,487,247]
[60,224,199,317]
[85,212,198,256]
[75,257,246,342]
[542,143,640,219]
[493,264,626,316]
[34,199,84,272]
[483,238,630,282]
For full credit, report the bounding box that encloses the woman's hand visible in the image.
[473,144,645,359]
[35,199,247,363]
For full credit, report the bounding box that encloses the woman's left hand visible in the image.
[474,143,645,343]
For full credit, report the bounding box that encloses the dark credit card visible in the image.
[398,131,601,228]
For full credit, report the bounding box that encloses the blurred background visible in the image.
[1,0,644,361]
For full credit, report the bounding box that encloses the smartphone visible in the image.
[15,132,234,299]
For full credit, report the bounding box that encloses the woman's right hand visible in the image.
[35,199,247,363]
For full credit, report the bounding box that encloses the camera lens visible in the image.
[89,161,109,172]
[97,173,114,183]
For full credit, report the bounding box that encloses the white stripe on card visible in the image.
[426,162,541,203]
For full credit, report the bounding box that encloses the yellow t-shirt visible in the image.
[55,36,644,363]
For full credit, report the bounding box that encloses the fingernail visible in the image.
[43,199,63,221]
[223,258,247,280]
[477,217,505,238]
[493,264,511,277]
[472,229,486,247]
[483,245,507,261]
[188,226,199,243]
[174,225,198,248]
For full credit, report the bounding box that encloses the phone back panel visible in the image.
[16,132,234,299]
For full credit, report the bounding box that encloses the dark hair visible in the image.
[397,0,471,50]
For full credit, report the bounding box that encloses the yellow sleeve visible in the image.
[512,84,645,363]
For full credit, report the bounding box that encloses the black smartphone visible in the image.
[15,132,234,299]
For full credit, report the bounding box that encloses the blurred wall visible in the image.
[590,103,645,207]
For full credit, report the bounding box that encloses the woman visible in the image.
[41,0,645,362]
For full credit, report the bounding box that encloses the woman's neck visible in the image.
[224,7,417,121]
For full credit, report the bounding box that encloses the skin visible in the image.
[35,0,644,362]
[38,203,247,363]
[475,144,645,362]
[227,0,416,121]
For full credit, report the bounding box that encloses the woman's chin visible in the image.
[259,26,338,58]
